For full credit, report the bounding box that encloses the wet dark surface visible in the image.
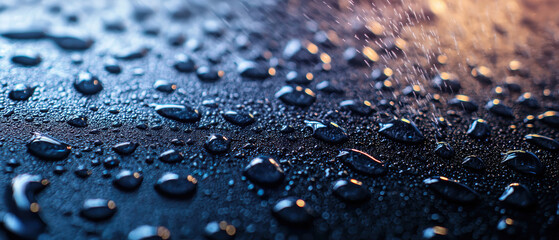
[0,0,558,239]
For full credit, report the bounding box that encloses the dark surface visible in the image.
[0,0,558,239]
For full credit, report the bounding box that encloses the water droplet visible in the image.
[286,71,313,85]
[471,66,493,84]
[517,92,540,109]
[432,73,460,93]
[74,165,92,178]
[204,134,231,154]
[8,84,36,101]
[371,67,393,82]
[336,149,387,175]
[448,95,478,112]
[158,149,184,163]
[343,47,377,66]
[27,133,71,160]
[238,61,269,79]
[434,142,455,159]
[104,58,122,74]
[114,46,150,60]
[424,176,480,203]
[154,173,197,198]
[204,221,236,240]
[304,120,348,144]
[462,156,485,171]
[467,119,490,139]
[537,111,559,127]
[67,115,88,127]
[332,179,370,203]
[524,134,559,151]
[80,198,117,221]
[113,170,143,191]
[74,72,103,95]
[275,86,316,107]
[272,197,314,225]
[486,99,514,118]
[11,53,41,66]
[196,66,223,82]
[154,104,201,123]
[499,183,536,208]
[283,39,318,62]
[113,142,139,155]
[128,225,171,240]
[173,54,196,73]
[222,110,255,127]
[50,35,94,50]
[379,118,425,143]
[502,150,544,175]
[316,80,344,94]
[243,156,285,187]
[1,28,47,39]
[339,100,375,116]
[3,174,49,239]
[154,80,177,93]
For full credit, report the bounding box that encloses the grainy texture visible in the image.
[0,0,557,239]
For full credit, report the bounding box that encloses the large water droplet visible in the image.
[153,80,177,93]
[3,174,49,239]
[448,95,478,112]
[467,119,490,139]
[502,150,544,175]
[378,118,425,143]
[486,99,514,118]
[74,72,103,95]
[154,173,197,198]
[67,115,88,127]
[11,53,41,66]
[462,156,485,171]
[499,183,536,209]
[524,134,559,151]
[158,149,184,163]
[332,179,370,203]
[113,170,143,191]
[204,134,231,154]
[339,100,375,116]
[8,84,36,101]
[275,86,316,107]
[80,198,117,221]
[112,142,139,155]
[272,197,314,225]
[128,225,171,240]
[336,149,387,175]
[50,35,94,50]
[434,142,455,159]
[222,110,255,127]
[304,120,348,144]
[27,133,71,160]
[243,156,285,187]
[424,176,480,204]
[154,104,201,123]
[537,111,559,128]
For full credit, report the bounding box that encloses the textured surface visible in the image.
[0,0,558,239]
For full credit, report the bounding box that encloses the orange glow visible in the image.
[306,43,318,54]
[30,203,40,213]
[296,199,306,207]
